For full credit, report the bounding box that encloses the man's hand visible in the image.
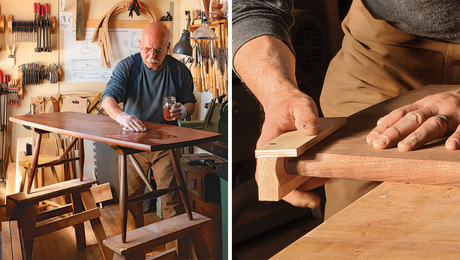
[235,35,326,209]
[366,90,460,151]
[170,103,187,120]
[116,112,147,132]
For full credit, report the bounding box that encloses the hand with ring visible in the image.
[116,112,147,132]
[366,90,460,151]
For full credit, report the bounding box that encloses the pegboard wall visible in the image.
[0,0,213,163]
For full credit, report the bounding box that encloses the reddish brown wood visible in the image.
[10,112,222,152]
[285,85,460,186]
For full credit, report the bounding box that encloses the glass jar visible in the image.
[163,96,179,121]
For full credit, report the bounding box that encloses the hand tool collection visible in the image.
[12,3,52,52]
[19,63,60,86]
[0,71,19,179]
[193,17,228,100]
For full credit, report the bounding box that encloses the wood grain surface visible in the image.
[10,112,221,152]
[286,85,460,187]
[273,182,460,259]
[255,117,346,158]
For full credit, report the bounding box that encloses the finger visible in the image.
[129,120,143,132]
[398,115,448,151]
[366,104,420,144]
[292,102,319,136]
[371,109,433,149]
[446,125,460,150]
[282,189,321,209]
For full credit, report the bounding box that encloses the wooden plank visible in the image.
[9,221,23,260]
[7,178,96,204]
[103,212,211,256]
[76,0,85,41]
[36,204,73,222]
[2,221,24,260]
[2,221,12,260]
[284,85,460,187]
[255,117,346,158]
[273,182,460,259]
[90,183,113,204]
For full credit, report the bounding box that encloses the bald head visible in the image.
[139,22,171,70]
[141,22,170,47]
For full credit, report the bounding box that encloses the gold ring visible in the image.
[436,114,450,137]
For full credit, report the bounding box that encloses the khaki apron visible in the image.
[320,0,460,219]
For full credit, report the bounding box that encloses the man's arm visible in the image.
[233,0,326,208]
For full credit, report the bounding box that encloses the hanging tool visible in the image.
[45,3,51,52]
[128,0,141,18]
[7,45,16,68]
[34,3,40,51]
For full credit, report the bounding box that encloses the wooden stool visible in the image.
[6,178,113,260]
[2,220,25,260]
[103,212,211,260]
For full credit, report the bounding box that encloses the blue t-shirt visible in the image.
[102,54,196,125]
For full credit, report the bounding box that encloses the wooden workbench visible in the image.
[273,182,460,259]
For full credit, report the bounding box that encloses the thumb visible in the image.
[294,110,319,136]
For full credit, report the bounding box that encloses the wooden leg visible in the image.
[127,154,154,191]
[78,138,84,181]
[120,154,128,243]
[27,132,42,194]
[71,191,87,250]
[176,236,189,259]
[80,189,114,260]
[169,149,193,220]
[19,168,28,192]
[189,228,210,259]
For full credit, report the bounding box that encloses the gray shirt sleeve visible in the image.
[232,0,295,60]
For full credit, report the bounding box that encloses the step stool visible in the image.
[103,212,211,260]
[2,220,25,260]
[6,178,113,260]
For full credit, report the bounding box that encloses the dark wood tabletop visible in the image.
[287,84,460,187]
[10,112,222,152]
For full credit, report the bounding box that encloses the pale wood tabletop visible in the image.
[273,182,460,259]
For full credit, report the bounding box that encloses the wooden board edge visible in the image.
[255,117,346,158]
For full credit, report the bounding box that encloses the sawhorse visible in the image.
[6,178,113,260]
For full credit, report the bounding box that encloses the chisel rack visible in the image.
[190,19,228,100]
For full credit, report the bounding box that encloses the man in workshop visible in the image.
[102,22,196,229]
[233,0,460,220]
